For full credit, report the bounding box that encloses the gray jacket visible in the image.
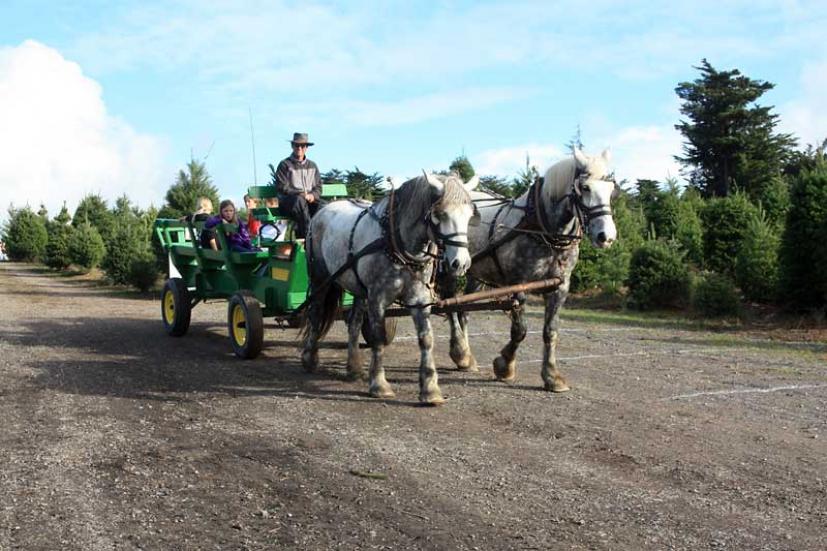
[275,155,322,199]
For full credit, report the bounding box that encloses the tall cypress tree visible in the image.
[675,59,796,198]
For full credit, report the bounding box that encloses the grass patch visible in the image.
[549,307,738,332]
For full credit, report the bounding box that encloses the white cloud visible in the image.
[0,40,168,219]
[472,144,567,177]
[473,124,683,185]
[606,125,684,185]
[779,59,827,147]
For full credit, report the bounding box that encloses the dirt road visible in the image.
[1,262,825,550]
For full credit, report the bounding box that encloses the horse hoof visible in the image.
[346,369,366,381]
[301,351,318,373]
[493,356,516,381]
[370,385,395,399]
[419,393,445,406]
[544,380,571,393]
[456,358,479,372]
[451,350,479,372]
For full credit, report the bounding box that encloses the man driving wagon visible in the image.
[273,132,325,240]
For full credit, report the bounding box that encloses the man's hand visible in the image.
[304,193,315,203]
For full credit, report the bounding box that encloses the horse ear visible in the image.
[464,175,480,192]
[422,170,444,193]
[574,148,588,168]
[601,148,612,164]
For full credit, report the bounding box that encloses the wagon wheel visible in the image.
[361,317,397,346]
[228,291,264,359]
[161,278,191,337]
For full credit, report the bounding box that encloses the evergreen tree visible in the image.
[478,175,515,197]
[512,154,539,197]
[159,159,220,219]
[2,206,48,261]
[565,125,584,153]
[675,59,796,198]
[53,203,72,226]
[448,155,475,182]
[73,194,115,238]
[44,224,73,270]
[67,222,106,271]
[102,195,155,285]
[345,167,385,200]
[701,192,760,276]
[320,168,346,186]
[736,212,780,303]
[43,204,74,270]
[778,158,827,308]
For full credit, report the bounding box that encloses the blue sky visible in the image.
[1,0,826,218]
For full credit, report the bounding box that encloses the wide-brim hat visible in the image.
[290,132,314,146]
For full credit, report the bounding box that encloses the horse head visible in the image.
[422,172,479,276]
[571,148,618,249]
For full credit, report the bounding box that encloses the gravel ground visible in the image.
[1,262,826,550]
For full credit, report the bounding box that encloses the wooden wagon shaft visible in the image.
[383,277,563,317]
[435,277,563,308]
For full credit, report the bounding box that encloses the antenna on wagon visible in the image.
[248,106,258,185]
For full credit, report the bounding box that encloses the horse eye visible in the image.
[581,184,591,193]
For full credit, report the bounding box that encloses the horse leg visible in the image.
[449,309,478,371]
[493,293,527,382]
[301,296,321,372]
[346,297,366,380]
[411,306,444,405]
[366,301,394,399]
[541,287,571,392]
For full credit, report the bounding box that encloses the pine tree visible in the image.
[345,168,385,200]
[478,175,514,197]
[675,59,796,198]
[778,157,827,308]
[159,159,220,219]
[448,155,475,182]
[512,154,539,197]
[2,206,48,261]
[73,194,115,238]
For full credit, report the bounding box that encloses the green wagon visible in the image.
[154,183,380,359]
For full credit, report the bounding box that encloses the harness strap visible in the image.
[471,201,513,280]
[348,208,372,294]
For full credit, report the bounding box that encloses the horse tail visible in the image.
[298,281,343,342]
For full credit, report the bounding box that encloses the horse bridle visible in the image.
[532,168,616,241]
[386,182,477,267]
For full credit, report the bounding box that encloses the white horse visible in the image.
[443,149,617,391]
[300,172,480,405]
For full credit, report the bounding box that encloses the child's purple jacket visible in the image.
[204,216,255,252]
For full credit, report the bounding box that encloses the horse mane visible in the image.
[542,156,578,203]
[390,172,470,226]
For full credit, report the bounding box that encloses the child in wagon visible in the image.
[204,199,258,252]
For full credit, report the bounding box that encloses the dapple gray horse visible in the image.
[300,173,479,405]
[444,149,617,392]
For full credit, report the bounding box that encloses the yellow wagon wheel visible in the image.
[227,291,264,359]
[161,278,191,337]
